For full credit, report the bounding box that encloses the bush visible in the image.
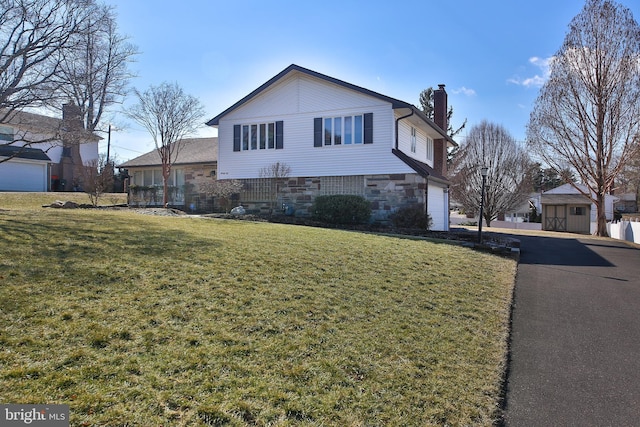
[312,195,371,224]
[390,205,433,230]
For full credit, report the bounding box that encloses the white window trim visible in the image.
[425,135,434,162]
[241,121,276,151]
[322,114,364,146]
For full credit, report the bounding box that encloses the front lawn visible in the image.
[0,203,516,426]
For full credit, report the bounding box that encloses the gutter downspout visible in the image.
[394,110,414,150]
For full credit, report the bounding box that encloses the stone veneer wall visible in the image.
[183,163,217,211]
[238,173,427,223]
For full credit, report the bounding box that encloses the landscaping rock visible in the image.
[230,205,246,216]
[49,200,79,209]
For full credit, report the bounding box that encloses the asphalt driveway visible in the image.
[502,233,640,426]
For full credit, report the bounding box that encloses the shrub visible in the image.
[312,195,371,224]
[390,205,433,230]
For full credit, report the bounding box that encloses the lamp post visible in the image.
[106,124,112,165]
[478,166,488,243]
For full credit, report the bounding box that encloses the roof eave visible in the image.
[397,105,457,147]
[206,64,457,140]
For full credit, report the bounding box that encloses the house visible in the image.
[503,193,541,223]
[0,145,51,192]
[614,193,638,214]
[541,183,618,234]
[0,105,99,192]
[206,64,457,230]
[118,137,218,210]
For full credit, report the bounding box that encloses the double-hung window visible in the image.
[0,126,14,142]
[314,113,372,147]
[410,127,417,153]
[233,121,283,151]
[425,136,434,162]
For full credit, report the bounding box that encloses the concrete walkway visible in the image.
[502,233,640,426]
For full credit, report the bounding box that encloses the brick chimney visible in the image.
[62,103,84,131]
[60,103,84,190]
[433,84,448,176]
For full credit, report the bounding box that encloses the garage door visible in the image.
[0,160,48,191]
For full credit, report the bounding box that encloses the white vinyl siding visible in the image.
[398,120,435,168]
[216,72,413,179]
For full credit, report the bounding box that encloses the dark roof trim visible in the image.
[206,64,456,146]
[392,148,449,185]
[0,145,51,161]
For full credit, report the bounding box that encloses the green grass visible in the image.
[0,199,516,426]
[0,191,127,210]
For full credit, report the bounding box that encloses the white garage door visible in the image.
[0,160,48,191]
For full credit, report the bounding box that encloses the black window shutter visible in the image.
[233,125,241,152]
[364,113,373,144]
[313,118,322,147]
[275,121,284,149]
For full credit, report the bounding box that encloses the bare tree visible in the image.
[0,0,94,161]
[81,153,113,206]
[527,0,640,236]
[55,2,138,132]
[259,161,291,213]
[200,179,243,213]
[125,82,205,206]
[450,121,534,227]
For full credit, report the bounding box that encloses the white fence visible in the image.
[489,220,542,231]
[607,220,640,245]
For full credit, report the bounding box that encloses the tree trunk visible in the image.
[162,165,170,207]
[596,192,609,237]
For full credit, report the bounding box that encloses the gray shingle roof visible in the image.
[0,109,100,141]
[0,145,51,161]
[118,137,217,168]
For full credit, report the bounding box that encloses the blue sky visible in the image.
[106,0,639,162]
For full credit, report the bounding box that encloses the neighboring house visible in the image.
[614,193,638,214]
[541,183,618,234]
[0,105,100,192]
[503,193,541,223]
[206,64,457,230]
[0,145,51,192]
[118,137,218,210]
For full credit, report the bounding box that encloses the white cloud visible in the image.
[452,86,476,96]
[509,56,554,87]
